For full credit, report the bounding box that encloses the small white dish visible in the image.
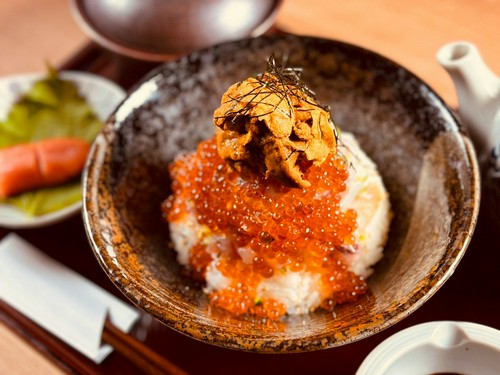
[357,321,500,375]
[0,71,125,229]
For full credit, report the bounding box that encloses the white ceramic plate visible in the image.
[0,71,126,229]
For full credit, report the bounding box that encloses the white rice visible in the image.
[339,132,392,278]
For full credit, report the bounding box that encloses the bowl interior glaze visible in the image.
[83,34,480,352]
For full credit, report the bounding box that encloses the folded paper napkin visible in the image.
[0,233,140,363]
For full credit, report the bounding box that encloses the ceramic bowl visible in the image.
[71,0,282,60]
[83,34,480,352]
[356,321,500,374]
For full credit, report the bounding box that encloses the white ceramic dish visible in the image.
[0,71,126,229]
[357,321,500,375]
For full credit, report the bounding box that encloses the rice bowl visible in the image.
[83,34,479,352]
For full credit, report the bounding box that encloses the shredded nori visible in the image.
[214,55,336,131]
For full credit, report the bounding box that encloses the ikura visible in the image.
[163,137,367,320]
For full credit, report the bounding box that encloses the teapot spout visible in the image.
[437,41,500,153]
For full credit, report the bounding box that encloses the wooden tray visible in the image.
[1,42,498,375]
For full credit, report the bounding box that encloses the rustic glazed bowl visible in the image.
[83,34,480,352]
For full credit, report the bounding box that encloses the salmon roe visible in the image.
[162,137,367,319]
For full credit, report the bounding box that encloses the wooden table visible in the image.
[1,1,499,374]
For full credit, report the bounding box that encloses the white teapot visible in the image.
[437,41,500,223]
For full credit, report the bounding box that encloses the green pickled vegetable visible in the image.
[6,182,82,216]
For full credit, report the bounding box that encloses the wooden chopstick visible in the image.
[102,317,189,375]
[0,299,98,374]
[0,299,188,375]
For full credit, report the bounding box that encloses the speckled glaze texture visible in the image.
[83,34,480,352]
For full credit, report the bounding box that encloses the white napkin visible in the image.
[0,233,140,363]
